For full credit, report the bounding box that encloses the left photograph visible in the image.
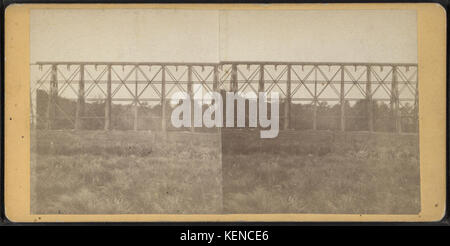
[30,9,223,214]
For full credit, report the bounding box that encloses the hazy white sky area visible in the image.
[220,10,417,63]
[30,9,417,63]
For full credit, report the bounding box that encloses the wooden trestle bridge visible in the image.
[31,61,418,133]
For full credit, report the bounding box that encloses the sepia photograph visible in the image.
[29,8,420,215]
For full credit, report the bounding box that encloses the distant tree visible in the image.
[35,89,418,132]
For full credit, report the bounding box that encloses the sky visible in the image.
[30,8,417,63]
[29,8,418,107]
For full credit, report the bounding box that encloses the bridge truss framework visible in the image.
[30,61,418,133]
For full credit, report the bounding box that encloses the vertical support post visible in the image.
[46,64,58,129]
[258,64,265,129]
[213,65,219,92]
[213,65,219,132]
[390,66,395,131]
[414,70,419,133]
[366,65,373,132]
[161,65,166,132]
[104,65,112,130]
[391,66,401,133]
[231,64,238,92]
[396,69,402,133]
[258,64,264,93]
[187,65,194,132]
[340,65,345,131]
[133,66,139,131]
[312,66,318,131]
[75,64,85,130]
[284,65,291,130]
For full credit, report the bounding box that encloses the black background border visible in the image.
[1,0,448,240]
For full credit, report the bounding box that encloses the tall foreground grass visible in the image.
[31,130,222,214]
[222,129,420,214]
[31,129,420,214]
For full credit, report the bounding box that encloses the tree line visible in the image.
[35,89,418,132]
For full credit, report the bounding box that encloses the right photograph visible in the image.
[220,9,420,214]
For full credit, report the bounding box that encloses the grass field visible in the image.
[222,129,420,214]
[31,130,222,214]
[31,129,420,214]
